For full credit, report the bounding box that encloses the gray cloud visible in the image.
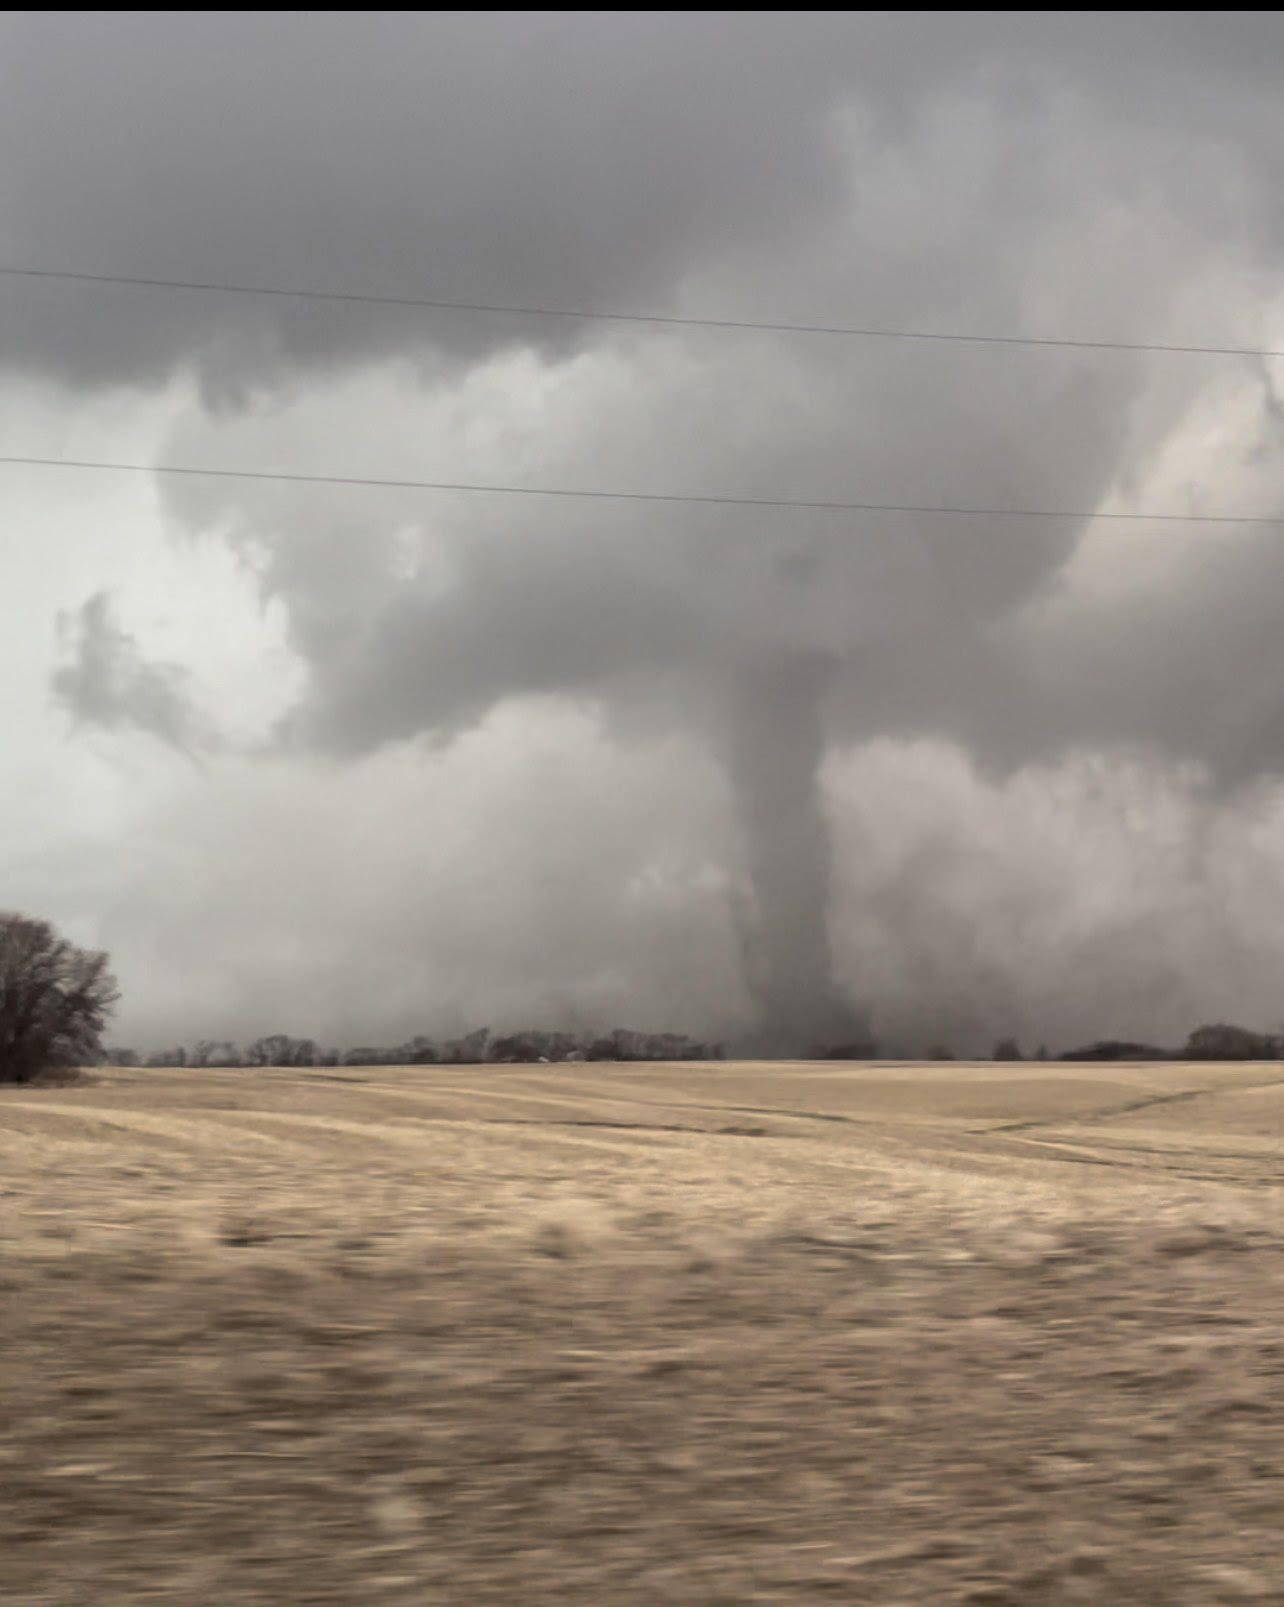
[14,15,1284,1047]
[0,14,861,394]
[52,592,212,756]
[4,15,1282,390]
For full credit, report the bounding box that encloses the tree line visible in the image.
[4,908,1284,1085]
[101,1026,724,1070]
[99,1022,1284,1071]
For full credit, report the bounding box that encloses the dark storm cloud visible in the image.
[4,14,1283,390]
[15,13,1284,1046]
[0,12,860,391]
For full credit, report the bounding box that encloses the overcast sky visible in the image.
[7,13,1284,1054]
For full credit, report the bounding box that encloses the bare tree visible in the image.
[246,1034,320,1067]
[190,1038,243,1068]
[0,912,120,1084]
[146,1047,185,1068]
[1185,1023,1278,1061]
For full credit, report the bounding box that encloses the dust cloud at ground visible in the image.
[3,1060,1284,1604]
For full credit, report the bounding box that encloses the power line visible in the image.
[3,452,1281,525]
[2,263,1281,363]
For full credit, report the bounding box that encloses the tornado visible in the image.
[724,650,871,1055]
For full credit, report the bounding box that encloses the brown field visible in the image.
[4,1058,1284,1604]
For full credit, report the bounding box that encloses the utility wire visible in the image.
[2,453,1280,524]
[2,263,1281,362]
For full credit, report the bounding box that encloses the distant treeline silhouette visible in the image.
[98,1020,1284,1069]
[101,1026,725,1069]
[1060,1022,1284,1062]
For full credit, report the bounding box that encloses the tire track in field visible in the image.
[0,1101,320,1155]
